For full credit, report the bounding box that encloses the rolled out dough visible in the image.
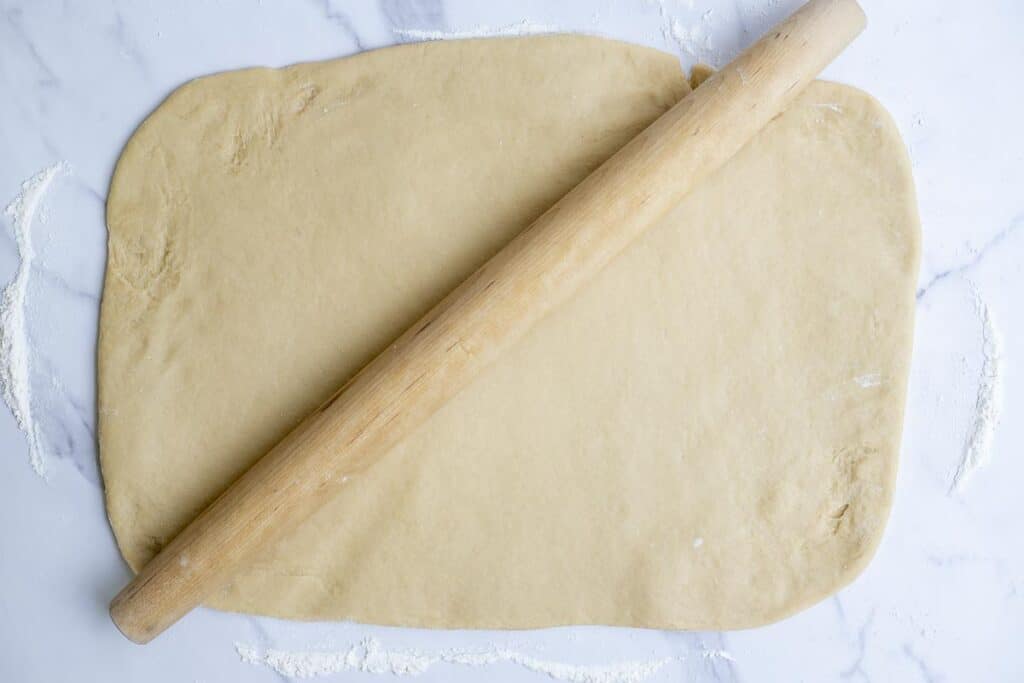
[100,35,919,630]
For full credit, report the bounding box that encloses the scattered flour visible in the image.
[394,21,564,41]
[394,6,723,66]
[1,161,69,478]
[702,648,735,662]
[649,0,722,65]
[237,638,673,682]
[741,0,783,25]
[951,292,1003,493]
[664,18,712,60]
[853,373,883,388]
[811,103,845,114]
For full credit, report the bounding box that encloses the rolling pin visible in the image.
[110,0,867,643]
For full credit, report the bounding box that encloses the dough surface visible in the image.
[100,35,919,629]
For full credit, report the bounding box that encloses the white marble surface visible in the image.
[1,0,1022,680]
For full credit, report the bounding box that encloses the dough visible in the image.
[100,35,919,630]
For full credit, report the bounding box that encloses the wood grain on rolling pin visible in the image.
[110,0,867,643]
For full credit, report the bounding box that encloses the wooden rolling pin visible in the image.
[110,0,866,643]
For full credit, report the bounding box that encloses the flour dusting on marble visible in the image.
[237,638,672,682]
[951,292,1003,492]
[648,0,722,65]
[1,162,69,478]
[394,21,564,42]
[664,17,716,63]
[702,648,735,662]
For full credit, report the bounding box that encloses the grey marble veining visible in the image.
[1,0,1022,681]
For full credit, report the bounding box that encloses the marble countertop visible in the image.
[2,0,1021,681]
